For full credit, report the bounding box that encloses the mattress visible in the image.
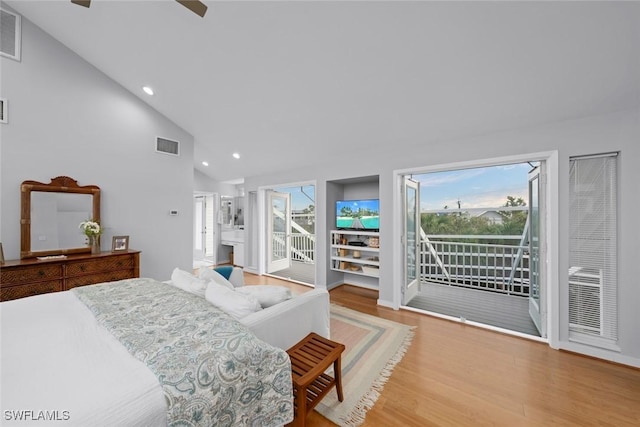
[0,278,293,426]
[1,289,167,426]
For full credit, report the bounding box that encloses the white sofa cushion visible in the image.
[170,268,208,298]
[198,268,234,290]
[235,285,292,308]
[205,282,262,320]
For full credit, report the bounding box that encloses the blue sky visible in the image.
[273,161,536,212]
[274,185,316,211]
[415,162,536,211]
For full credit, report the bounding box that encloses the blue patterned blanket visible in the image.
[73,278,293,426]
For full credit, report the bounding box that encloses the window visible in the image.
[568,153,618,349]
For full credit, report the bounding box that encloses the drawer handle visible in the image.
[38,270,45,277]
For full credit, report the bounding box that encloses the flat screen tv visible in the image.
[336,199,380,231]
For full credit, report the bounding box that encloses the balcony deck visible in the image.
[268,260,316,286]
[406,282,540,336]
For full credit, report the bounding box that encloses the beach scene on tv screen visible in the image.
[336,200,380,230]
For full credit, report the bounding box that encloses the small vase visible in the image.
[89,235,100,255]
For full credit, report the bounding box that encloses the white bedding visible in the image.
[0,291,167,426]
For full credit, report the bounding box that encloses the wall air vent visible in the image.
[156,137,180,156]
[0,8,21,61]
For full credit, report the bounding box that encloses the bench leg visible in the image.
[334,357,344,402]
[295,386,307,427]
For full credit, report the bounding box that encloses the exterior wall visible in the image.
[0,11,194,280]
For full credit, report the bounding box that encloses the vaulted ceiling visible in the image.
[7,1,640,182]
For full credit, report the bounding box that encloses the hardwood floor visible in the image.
[244,273,640,426]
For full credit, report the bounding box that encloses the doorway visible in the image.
[401,159,547,338]
[193,192,216,269]
[263,184,316,286]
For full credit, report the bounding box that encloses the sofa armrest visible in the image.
[240,289,330,350]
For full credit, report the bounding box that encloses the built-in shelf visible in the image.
[330,230,380,278]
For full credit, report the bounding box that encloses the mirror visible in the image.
[220,195,244,229]
[220,195,233,228]
[233,196,244,228]
[21,176,100,258]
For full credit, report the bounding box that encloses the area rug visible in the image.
[315,304,415,426]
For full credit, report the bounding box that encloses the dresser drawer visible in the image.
[1,251,140,301]
[66,255,136,276]
[65,269,136,290]
[0,264,63,285]
[0,280,63,302]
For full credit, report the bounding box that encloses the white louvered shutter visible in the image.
[568,153,618,349]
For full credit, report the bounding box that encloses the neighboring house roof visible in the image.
[473,210,504,224]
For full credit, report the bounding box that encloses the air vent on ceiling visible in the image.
[156,137,180,156]
[0,8,21,61]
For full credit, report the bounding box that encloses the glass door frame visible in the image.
[393,152,557,347]
[266,190,292,273]
[528,166,547,338]
[403,176,420,305]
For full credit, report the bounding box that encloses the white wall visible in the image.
[244,108,640,366]
[0,11,194,279]
[194,169,236,195]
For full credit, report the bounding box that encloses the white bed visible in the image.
[0,278,294,426]
[1,290,166,426]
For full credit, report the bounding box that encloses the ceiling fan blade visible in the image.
[175,0,208,17]
[71,0,91,8]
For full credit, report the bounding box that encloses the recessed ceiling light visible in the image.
[202,161,209,166]
[232,152,240,159]
[142,86,154,96]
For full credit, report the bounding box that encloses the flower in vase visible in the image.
[79,220,102,237]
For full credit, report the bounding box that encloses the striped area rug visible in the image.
[315,304,415,426]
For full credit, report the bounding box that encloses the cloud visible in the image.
[415,162,533,211]
[416,169,485,187]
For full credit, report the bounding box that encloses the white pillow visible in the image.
[198,268,234,290]
[170,268,208,298]
[205,282,262,319]
[235,285,292,308]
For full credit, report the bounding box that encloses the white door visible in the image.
[403,177,421,304]
[193,195,206,260]
[267,190,291,273]
[205,193,217,263]
[528,166,547,338]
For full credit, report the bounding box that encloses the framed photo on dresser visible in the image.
[111,236,129,252]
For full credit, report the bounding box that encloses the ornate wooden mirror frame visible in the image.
[21,176,101,259]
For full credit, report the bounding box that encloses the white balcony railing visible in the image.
[272,232,315,263]
[420,234,530,297]
[276,225,529,298]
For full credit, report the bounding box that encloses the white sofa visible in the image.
[168,267,331,350]
[240,287,330,350]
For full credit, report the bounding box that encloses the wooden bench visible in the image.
[286,332,345,427]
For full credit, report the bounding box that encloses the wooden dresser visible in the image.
[0,250,140,302]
